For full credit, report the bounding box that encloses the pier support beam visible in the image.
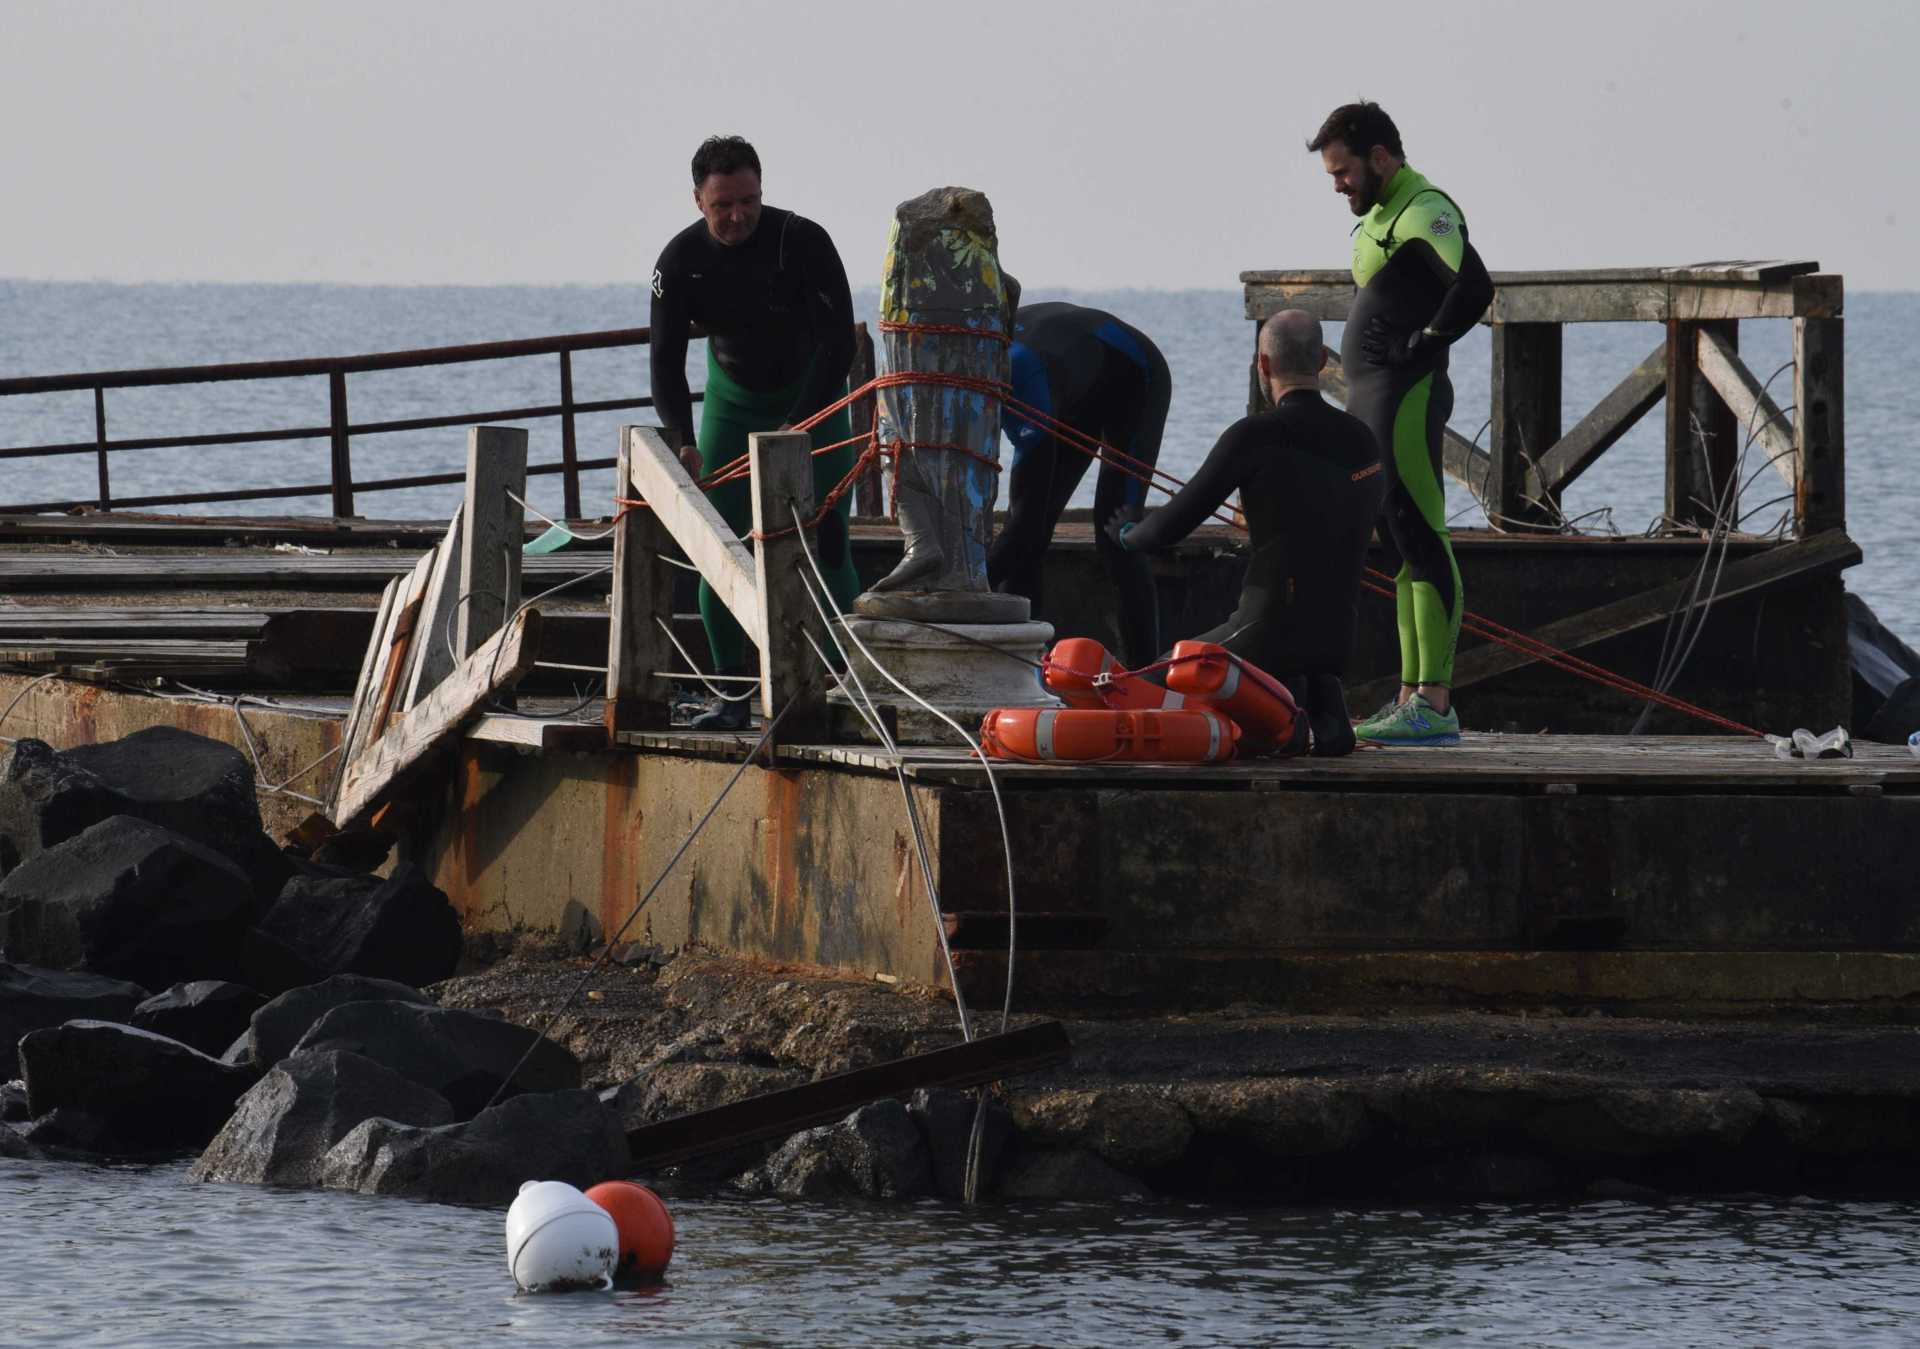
[1489,323,1562,529]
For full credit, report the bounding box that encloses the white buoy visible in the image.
[504,1180,618,1292]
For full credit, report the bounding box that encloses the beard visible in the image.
[1348,162,1386,216]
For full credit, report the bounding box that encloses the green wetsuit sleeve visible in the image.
[1125,418,1258,552]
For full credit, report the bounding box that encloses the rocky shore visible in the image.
[8,727,1920,1207]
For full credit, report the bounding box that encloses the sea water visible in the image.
[1,280,1916,638]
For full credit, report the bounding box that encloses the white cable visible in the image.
[508,489,620,543]
[0,670,64,744]
[652,616,756,703]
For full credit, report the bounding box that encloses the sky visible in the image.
[2,0,1914,290]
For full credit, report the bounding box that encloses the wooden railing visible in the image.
[0,324,881,520]
[1241,261,1844,536]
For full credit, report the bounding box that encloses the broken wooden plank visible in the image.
[1794,316,1846,536]
[367,546,439,743]
[333,607,542,828]
[331,576,401,812]
[456,426,528,658]
[465,713,606,752]
[1696,327,1798,494]
[624,424,761,646]
[603,430,677,735]
[402,506,465,708]
[624,1020,1072,1169]
[1531,344,1668,499]
[1436,529,1861,694]
[748,429,828,736]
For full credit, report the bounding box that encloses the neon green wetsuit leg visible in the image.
[1388,374,1464,686]
[697,350,860,670]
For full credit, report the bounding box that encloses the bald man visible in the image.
[1105,311,1384,756]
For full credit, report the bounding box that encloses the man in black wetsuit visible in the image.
[649,135,858,730]
[987,301,1170,665]
[1308,101,1493,746]
[1105,310,1385,756]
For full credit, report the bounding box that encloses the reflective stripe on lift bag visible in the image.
[1163,641,1298,751]
[1043,637,1186,711]
[980,706,1239,763]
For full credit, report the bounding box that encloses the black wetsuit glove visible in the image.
[1359,315,1430,371]
[1101,510,1137,551]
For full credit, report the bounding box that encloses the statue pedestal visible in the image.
[830,616,1057,745]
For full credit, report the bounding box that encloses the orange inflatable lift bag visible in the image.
[980,706,1239,763]
[1164,641,1298,751]
[1043,637,1190,711]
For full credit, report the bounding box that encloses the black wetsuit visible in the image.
[648,206,855,448]
[987,302,1171,666]
[1341,166,1494,689]
[1121,390,1385,754]
[648,207,859,675]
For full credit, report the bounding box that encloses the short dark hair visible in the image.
[691,135,761,188]
[1306,102,1403,159]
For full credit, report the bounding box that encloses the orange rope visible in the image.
[626,320,1760,738]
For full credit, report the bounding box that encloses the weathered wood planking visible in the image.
[1426,528,1861,697]
[0,552,612,592]
[402,506,466,708]
[603,430,678,735]
[748,430,828,737]
[1696,328,1798,494]
[331,577,401,811]
[334,608,543,828]
[1530,344,1667,499]
[1794,317,1845,535]
[625,1021,1072,1169]
[1489,324,1562,526]
[366,546,439,744]
[456,427,528,659]
[623,424,761,646]
[1243,269,1842,324]
[465,712,606,752]
[612,729,1920,792]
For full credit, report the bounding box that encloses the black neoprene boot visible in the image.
[1306,673,1357,758]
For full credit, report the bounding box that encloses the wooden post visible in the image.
[92,386,110,511]
[1488,323,1562,528]
[750,429,828,741]
[558,349,582,521]
[604,428,677,735]
[1793,316,1845,535]
[327,370,355,518]
[1665,319,1738,528]
[456,425,529,658]
[849,323,881,517]
[1246,322,1271,414]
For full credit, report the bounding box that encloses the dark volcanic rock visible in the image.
[0,817,255,988]
[20,1020,255,1154]
[1,1119,41,1159]
[0,962,148,1064]
[321,1088,629,1205]
[63,726,291,903]
[133,981,267,1058]
[192,1049,456,1186]
[998,1146,1152,1201]
[740,1100,934,1199]
[246,974,435,1071]
[910,1087,1016,1200]
[292,999,579,1119]
[1,1078,28,1122]
[0,739,128,872]
[20,1106,112,1154]
[244,864,462,995]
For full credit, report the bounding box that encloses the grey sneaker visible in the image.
[1358,692,1461,747]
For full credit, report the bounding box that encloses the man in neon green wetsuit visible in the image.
[1308,102,1493,746]
[650,135,860,730]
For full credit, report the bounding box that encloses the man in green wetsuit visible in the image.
[649,135,860,730]
[1308,102,1493,746]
